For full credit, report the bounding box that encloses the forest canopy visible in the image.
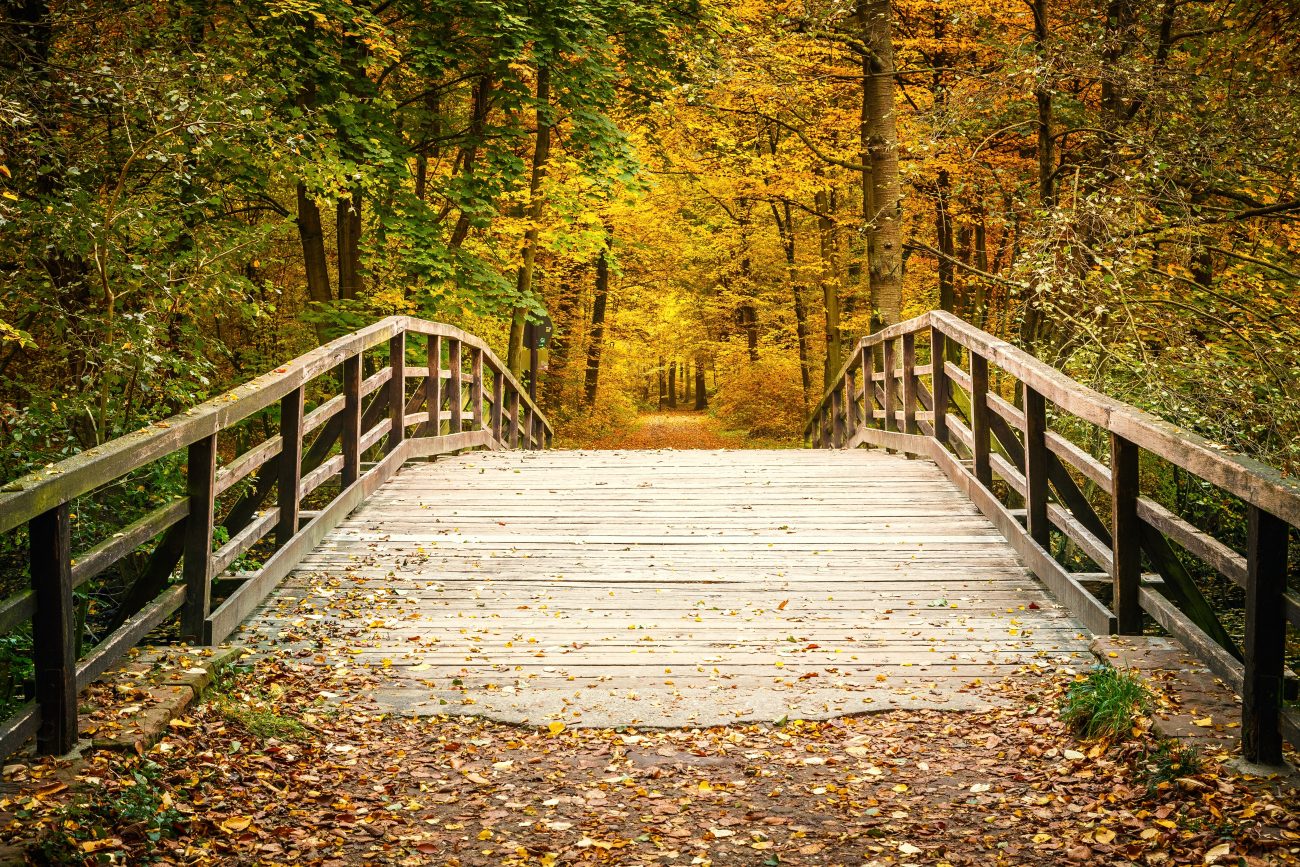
[2,0,1299,471]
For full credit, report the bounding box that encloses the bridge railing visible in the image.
[0,317,551,757]
[806,310,1298,765]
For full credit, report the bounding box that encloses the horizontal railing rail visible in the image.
[807,310,1299,766]
[0,317,551,758]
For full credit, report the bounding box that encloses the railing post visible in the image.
[524,405,536,449]
[491,366,504,443]
[931,326,948,445]
[846,364,858,441]
[902,332,917,436]
[470,347,484,432]
[1110,432,1142,634]
[277,386,304,546]
[342,354,362,487]
[1023,384,1050,547]
[448,339,463,433]
[1243,505,1287,765]
[830,386,844,448]
[861,346,875,430]
[970,353,991,486]
[424,334,442,437]
[507,389,520,447]
[181,433,217,644]
[882,339,897,439]
[388,332,406,453]
[31,502,76,754]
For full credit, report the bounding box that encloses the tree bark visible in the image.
[582,241,609,407]
[657,358,666,408]
[771,201,812,405]
[815,186,841,390]
[860,0,904,329]
[667,362,677,409]
[693,358,707,410]
[336,187,363,300]
[508,65,552,378]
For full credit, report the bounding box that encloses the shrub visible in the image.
[1059,666,1152,739]
[713,355,807,441]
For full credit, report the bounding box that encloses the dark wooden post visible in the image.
[31,503,76,754]
[970,353,991,486]
[424,334,442,437]
[342,354,362,487]
[448,339,463,433]
[1242,505,1288,765]
[277,386,304,546]
[931,327,949,445]
[1110,433,1142,634]
[1023,385,1050,547]
[470,347,484,432]
[181,433,217,643]
[901,332,917,436]
[882,339,897,437]
[507,389,520,448]
[524,405,536,449]
[861,347,875,429]
[831,386,844,448]
[845,365,857,442]
[387,332,406,453]
[491,366,505,443]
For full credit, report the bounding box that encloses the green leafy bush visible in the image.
[1060,666,1152,739]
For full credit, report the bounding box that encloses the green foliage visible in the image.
[29,761,184,865]
[1139,738,1203,797]
[1060,666,1153,740]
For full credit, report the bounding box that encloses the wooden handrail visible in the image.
[0,318,552,758]
[807,309,1299,766]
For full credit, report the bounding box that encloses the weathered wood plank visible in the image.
[31,503,76,755]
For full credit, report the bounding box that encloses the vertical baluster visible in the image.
[31,503,76,754]
[1023,385,1050,547]
[507,389,520,447]
[448,340,463,433]
[491,366,505,443]
[342,354,362,487]
[277,386,304,546]
[181,433,217,644]
[1243,506,1287,765]
[1110,433,1142,634]
[470,347,484,433]
[882,339,897,437]
[931,326,949,445]
[970,353,991,486]
[845,365,857,444]
[424,334,442,437]
[831,386,844,448]
[902,332,917,436]
[861,346,875,430]
[388,332,406,453]
[524,405,536,449]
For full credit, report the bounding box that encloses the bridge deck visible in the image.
[238,449,1092,727]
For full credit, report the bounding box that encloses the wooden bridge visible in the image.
[0,313,1296,764]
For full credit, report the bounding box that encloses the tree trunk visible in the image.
[771,201,812,406]
[694,357,707,410]
[860,0,904,329]
[935,169,955,314]
[815,187,841,390]
[336,187,363,300]
[667,362,677,409]
[658,358,666,408]
[508,65,552,378]
[449,76,492,250]
[296,183,332,307]
[684,360,693,404]
[582,242,609,407]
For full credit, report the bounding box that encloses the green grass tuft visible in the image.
[213,695,308,741]
[1059,665,1152,739]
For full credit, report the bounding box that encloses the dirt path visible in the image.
[584,412,753,450]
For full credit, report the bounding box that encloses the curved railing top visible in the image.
[0,316,551,535]
[806,310,1300,527]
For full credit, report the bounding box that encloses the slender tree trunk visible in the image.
[508,65,552,378]
[297,184,332,309]
[684,360,693,405]
[860,0,904,329]
[658,358,666,408]
[667,362,677,409]
[771,201,812,405]
[815,186,841,390]
[336,188,363,300]
[582,242,609,407]
[935,170,955,314]
[694,359,707,410]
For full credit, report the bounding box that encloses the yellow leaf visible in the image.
[1193,717,1213,727]
[1093,827,1116,844]
[548,721,566,735]
[220,816,253,833]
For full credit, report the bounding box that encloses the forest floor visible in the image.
[581,412,789,450]
[3,659,1300,865]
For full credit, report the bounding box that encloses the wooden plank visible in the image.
[181,435,217,643]
[424,335,442,437]
[1139,586,1243,691]
[0,703,38,763]
[277,386,304,549]
[470,347,485,435]
[210,508,277,576]
[214,435,281,497]
[1242,506,1288,764]
[1111,433,1142,634]
[303,391,344,436]
[882,339,897,439]
[449,339,463,433]
[1045,431,1110,489]
[30,503,76,755]
[76,585,185,691]
[69,498,188,589]
[491,364,504,443]
[902,333,918,436]
[970,353,991,488]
